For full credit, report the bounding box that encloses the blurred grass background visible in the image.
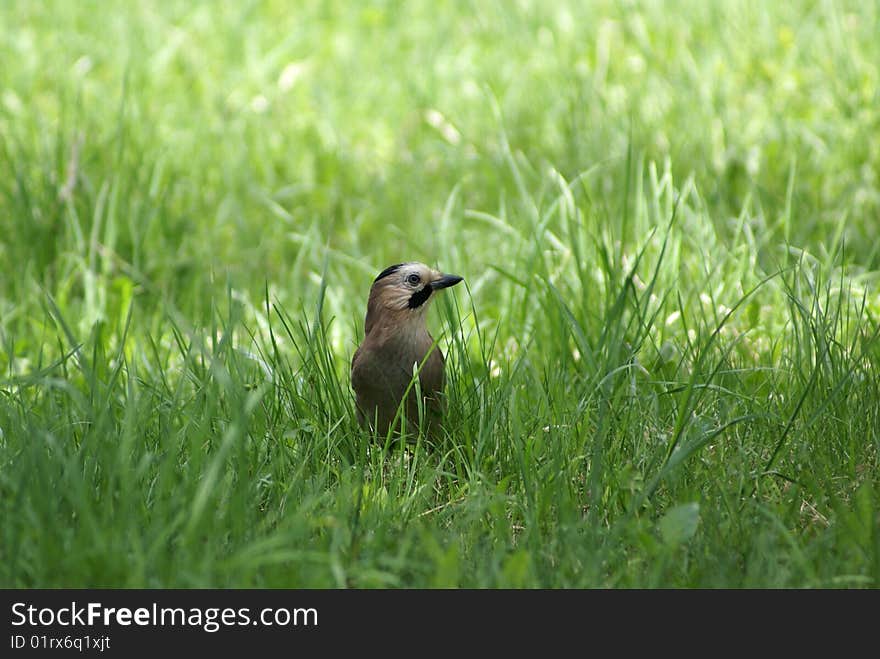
[1,0,878,587]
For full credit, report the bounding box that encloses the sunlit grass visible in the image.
[1,0,878,587]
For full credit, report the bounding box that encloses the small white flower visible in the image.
[250,95,269,113]
[424,109,461,145]
[278,61,307,91]
[73,56,93,76]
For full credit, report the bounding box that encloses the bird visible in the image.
[351,262,463,442]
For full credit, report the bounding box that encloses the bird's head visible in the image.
[364,262,463,333]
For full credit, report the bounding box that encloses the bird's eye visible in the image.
[406,273,421,286]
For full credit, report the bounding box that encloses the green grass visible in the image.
[1,0,879,587]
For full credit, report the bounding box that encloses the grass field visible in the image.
[1,0,878,587]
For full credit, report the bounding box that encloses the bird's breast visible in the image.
[360,325,443,390]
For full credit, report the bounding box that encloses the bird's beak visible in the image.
[431,273,464,290]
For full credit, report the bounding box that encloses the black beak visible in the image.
[431,274,464,290]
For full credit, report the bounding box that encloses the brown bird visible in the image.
[351,262,463,441]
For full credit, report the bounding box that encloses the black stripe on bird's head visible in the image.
[407,285,433,309]
[374,263,405,283]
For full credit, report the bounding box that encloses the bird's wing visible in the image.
[351,342,401,407]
